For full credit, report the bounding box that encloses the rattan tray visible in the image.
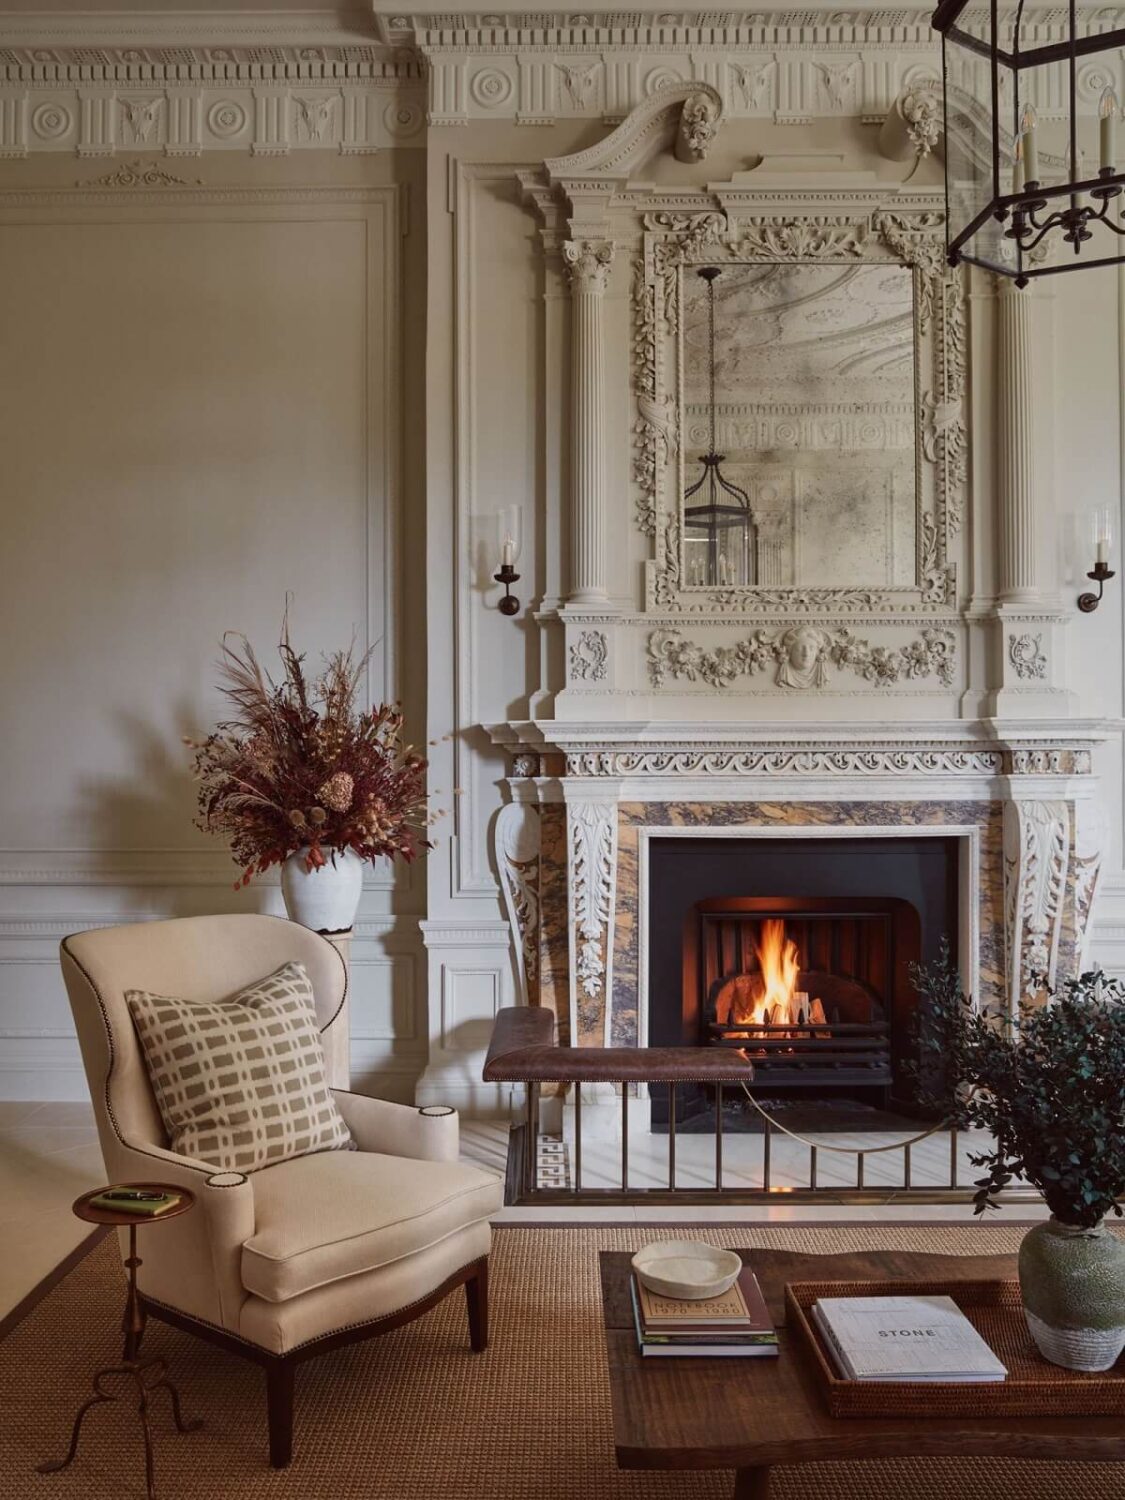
[786,1278,1125,1419]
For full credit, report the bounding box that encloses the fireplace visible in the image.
[646,834,960,1129]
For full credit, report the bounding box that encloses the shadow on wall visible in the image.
[75,701,278,921]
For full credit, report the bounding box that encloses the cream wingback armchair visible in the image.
[60,914,502,1468]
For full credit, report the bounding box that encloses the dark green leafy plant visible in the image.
[909,945,1125,1227]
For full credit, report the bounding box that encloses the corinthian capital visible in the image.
[562,238,615,293]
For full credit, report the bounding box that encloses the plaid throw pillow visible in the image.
[126,961,353,1172]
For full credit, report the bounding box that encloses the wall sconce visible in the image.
[1078,506,1116,612]
[493,505,522,617]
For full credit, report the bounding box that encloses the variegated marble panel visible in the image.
[608,800,1005,1047]
[537,804,571,1044]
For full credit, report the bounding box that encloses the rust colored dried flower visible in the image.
[317,771,354,813]
[189,620,432,887]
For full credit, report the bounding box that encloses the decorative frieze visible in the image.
[565,747,1006,778]
[647,624,957,690]
[0,61,425,158]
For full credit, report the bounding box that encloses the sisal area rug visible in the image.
[1,1222,1122,1500]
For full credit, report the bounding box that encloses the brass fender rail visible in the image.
[482,1007,1040,1208]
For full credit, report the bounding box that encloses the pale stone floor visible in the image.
[0,1105,1047,1321]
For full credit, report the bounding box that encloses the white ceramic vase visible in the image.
[281,847,364,934]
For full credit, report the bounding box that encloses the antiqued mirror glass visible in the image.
[680,261,918,590]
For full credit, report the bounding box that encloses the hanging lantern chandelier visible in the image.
[935,0,1125,285]
[683,267,758,588]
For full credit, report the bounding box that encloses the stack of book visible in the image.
[630,1267,779,1358]
[811,1294,1008,1383]
[89,1188,183,1218]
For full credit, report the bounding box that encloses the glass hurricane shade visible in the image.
[497,505,522,569]
[936,0,1125,283]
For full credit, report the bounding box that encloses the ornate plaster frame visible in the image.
[637,195,966,617]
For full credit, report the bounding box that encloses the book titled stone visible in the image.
[812,1295,1008,1383]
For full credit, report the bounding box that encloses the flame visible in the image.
[714,919,828,1032]
[753,918,800,1021]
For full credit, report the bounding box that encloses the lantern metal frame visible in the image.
[682,266,759,588]
[934,0,1125,284]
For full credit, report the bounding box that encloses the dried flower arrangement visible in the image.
[188,627,431,888]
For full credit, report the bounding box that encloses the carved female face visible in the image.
[787,627,822,673]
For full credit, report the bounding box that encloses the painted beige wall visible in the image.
[0,152,428,1099]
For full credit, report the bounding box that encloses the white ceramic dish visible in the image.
[631,1239,743,1301]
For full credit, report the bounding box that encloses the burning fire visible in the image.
[714,918,828,1029]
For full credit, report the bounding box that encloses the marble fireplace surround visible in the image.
[490,721,1109,1059]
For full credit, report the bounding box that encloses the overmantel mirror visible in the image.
[636,200,967,618]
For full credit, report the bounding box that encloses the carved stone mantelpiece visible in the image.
[489,718,1111,1047]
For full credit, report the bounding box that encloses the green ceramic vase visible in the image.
[1018,1218,1125,1372]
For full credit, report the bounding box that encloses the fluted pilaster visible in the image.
[563,238,614,605]
[996,277,1039,600]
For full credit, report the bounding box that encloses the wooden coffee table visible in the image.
[599,1247,1125,1498]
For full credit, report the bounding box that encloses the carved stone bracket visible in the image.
[1074,798,1110,971]
[495,801,541,1005]
[1003,799,1070,1008]
[647,624,957,690]
[566,799,618,1038]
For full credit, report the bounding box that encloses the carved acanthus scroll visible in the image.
[1003,799,1070,1009]
[566,801,617,1032]
[1073,798,1109,971]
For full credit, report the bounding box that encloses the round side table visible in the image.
[38,1182,203,1500]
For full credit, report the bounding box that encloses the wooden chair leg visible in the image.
[266,1360,295,1468]
[466,1260,489,1353]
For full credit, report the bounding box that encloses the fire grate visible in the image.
[707,1019,892,1088]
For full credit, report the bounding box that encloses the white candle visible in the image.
[1097,537,1110,564]
[1021,103,1039,185]
[1013,138,1025,195]
[1101,87,1119,172]
[501,534,515,567]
